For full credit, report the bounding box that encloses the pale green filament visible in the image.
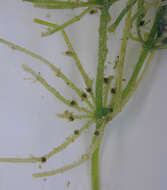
[37,8,91,37]
[0,38,94,110]
[41,119,95,160]
[24,0,100,9]
[62,30,93,89]
[0,1,165,190]
[112,6,132,112]
[0,119,94,163]
[23,65,92,114]
[56,111,93,120]
[32,121,105,177]
[103,75,114,107]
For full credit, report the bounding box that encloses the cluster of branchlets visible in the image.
[0,0,166,180]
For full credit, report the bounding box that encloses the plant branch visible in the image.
[103,75,114,106]
[36,8,91,37]
[108,0,137,32]
[24,0,101,9]
[23,65,92,114]
[111,4,132,112]
[0,119,94,164]
[32,121,104,177]
[95,7,110,111]
[0,38,94,110]
[122,51,154,107]
[122,6,163,100]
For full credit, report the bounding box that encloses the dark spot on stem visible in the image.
[111,88,116,94]
[70,100,77,106]
[81,92,87,99]
[89,9,98,14]
[86,88,92,93]
[139,20,145,26]
[109,108,113,113]
[104,77,109,84]
[69,116,74,121]
[65,51,73,56]
[41,157,47,163]
[94,130,100,136]
[74,130,80,135]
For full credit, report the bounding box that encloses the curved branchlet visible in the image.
[41,119,95,160]
[24,0,101,9]
[136,0,145,43]
[108,0,137,32]
[22,64,92,114]
[95,6,110,111]
[0,38,95,111]
[111,6,132,113]
[56,110,93,121]
[103,75,114,106]
[38,8,91,37]
[32,118,106,178]
[0,119,94,164]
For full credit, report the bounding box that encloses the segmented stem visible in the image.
[23,65,92,114]
[39,8,91,37]
[112,5,132,111]
[91,121,106,190]
[62,30,93,89]
[0,38,94,110]
[95,7,110,111]
[122,51,154,107]
[103,75,114,106]
[61,30,96,104]
[32,120,105,178]
[0,157,41,163]
[24,0,100,9]
[108,0,137,32]
[56,112,93,120]
[0,2,165,190]
[123,6,163,99]
[0,119,94,164]
[136,0,145,42]
[42,119,94,160]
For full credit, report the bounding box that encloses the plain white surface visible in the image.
[0,1,167,190]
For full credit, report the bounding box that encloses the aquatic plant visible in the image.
[0,0,166,189]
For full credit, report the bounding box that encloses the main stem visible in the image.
[91,3,162,190]
[91,121,106,190]
[91,140,100,190]
[92,6,110,190]
[95,7,110,111]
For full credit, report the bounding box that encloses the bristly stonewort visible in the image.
[0,0,166,190]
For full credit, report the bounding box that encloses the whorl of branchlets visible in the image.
[157,0,167,43]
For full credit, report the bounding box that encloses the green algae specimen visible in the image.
[0,0,167,190]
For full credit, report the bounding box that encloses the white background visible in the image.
[0,0,166,190]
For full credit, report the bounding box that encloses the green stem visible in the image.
[122,7,163,100]
[112,6,132,111]
[91,146,100,190]
[95,7,110,111]
[92,8,110,189]
[91,121,106,190]
[39,8,91,37]
[24,0,101,9]
[108,0,137,32]
[136,0,145,42]
[122,52,154,107]
[122,48,149,99]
